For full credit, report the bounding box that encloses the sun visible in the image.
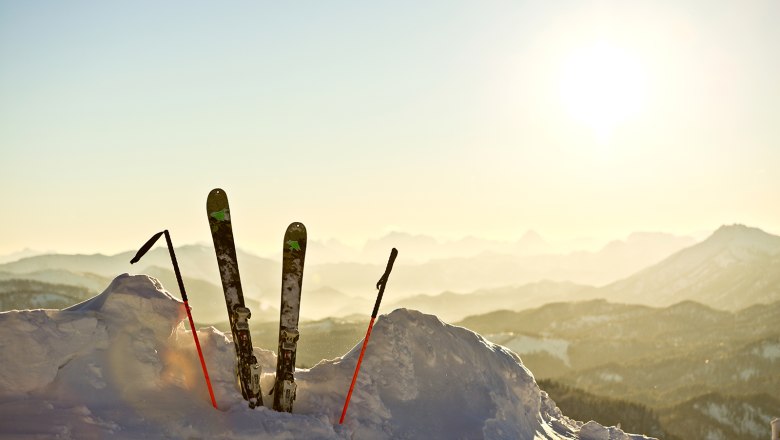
[559,41,648,144]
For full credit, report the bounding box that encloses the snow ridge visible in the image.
[0,274,656,439]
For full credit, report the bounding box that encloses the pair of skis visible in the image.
[207,188,306,412]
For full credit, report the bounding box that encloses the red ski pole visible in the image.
[339,248,398,424]
[131,230,218,409]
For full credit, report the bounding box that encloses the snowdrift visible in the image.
[0,274,655,439]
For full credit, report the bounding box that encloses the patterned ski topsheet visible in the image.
[273,222,307,412]
[207,188,262,407]
[207,188,245,309]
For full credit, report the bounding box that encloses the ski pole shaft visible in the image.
[339,248,398,425]
[163,232,218,409]
[183,298,217,409]
[164,231,188,302]
[339,317,375,424]
[131,230,218,409]
[164,231,218,409]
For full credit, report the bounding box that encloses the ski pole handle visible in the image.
[131,230,189,302]
[130,231,164,264]
[371,248,398,318]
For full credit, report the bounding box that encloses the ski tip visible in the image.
[208,188,226,198]
[207,188,229,211]
[285,222,307,234]
[284,223,307,252]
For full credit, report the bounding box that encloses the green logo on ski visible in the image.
[287,240,301,251]
[210,209,228,222]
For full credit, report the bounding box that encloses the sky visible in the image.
[1,0,778,256]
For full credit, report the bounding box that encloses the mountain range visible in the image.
[600,224,780,310]
[0,225,777,320]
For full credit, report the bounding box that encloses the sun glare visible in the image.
[559,41,648,144]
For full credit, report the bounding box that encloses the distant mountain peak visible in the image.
[712,223,763,237]
[603,224,780,310]
[664,300,720,315]
[519,230,546,244]
[384,230,428,239]
[626,231,686,242]
[521,229,542,239]
[706,224,780,252]
[368,231,439,245]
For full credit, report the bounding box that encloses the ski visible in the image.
[206,188,262,408]
[272,222,307,412]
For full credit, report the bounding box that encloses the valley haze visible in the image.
[1,224,777,322]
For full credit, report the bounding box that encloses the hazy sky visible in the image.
[1,0,778,256]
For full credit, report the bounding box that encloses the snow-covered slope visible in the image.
[0,274,655,439]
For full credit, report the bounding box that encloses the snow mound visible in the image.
[300,309,653,439]
[0,274,183,396]
[0,274,656,439]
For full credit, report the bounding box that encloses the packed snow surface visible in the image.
[0,274,656,439]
